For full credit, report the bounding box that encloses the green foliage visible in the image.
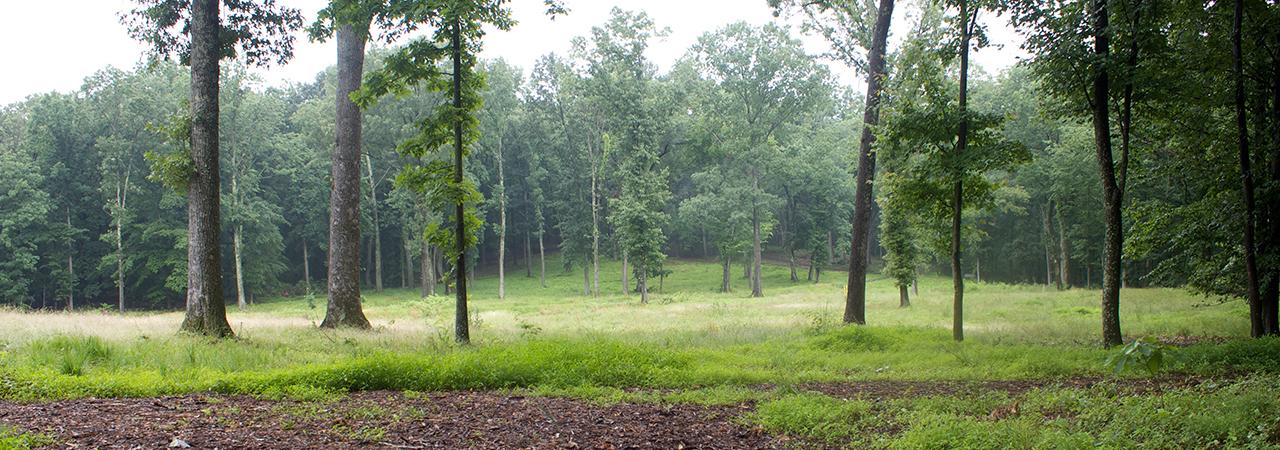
[753,394,871,443]
[0,425,54,450]
[1105,337,1178,375]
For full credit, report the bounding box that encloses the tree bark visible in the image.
[951,0,971,343]
[1044,201,1057,288]
[66,210,74,311]
[899,284,910,308]
[721,255,731,293]
[115,176,127,313]
[591,162,601,297]
[303,238,311,294]
[622,253,630,295]
[1091,0,1123,347]
[451,20,470,344]
[234,224,246,311]
[638,271,649,304]
[538,229,547,288]
[322,20,373,330]
[364,153,384,293]
[525,230,532,278]
[1057,204,1071,288]
[178,0,233,337]
[751,173,764,298]
[1233,0,1263,337]
[844,0,895,325]
[497,139,506,301]
[422,242,434,297]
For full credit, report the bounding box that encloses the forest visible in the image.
[0,0,1278,448]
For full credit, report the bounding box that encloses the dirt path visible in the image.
[0,374,1225,449]
[0,391,783,449]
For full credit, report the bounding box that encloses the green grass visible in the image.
[0,424,54,450]
[0,256,1275,447]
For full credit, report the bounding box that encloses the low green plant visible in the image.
[1105,337,1178,375]
[0,425,54,450]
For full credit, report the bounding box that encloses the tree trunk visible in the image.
[639,271,649,304]
[952,0,971,343]
[721,255,731,293]
[427,240,437,296]
[66,209,74,311]
[402,232,411,289]
[701,227,709,258]
[591,166,600,297]
[1057,206,1071,288]
[178,0,233,337]
[525,231,532,278]
[1233,0,1263,337]
[622,253,630,295]
[322,19,373,330]
[302,238,312,294]
[845,0,895,325]
[899,284,910,308]
[538,230,547,288]
[1091,0,1123,347]
[1044,202,1056,288]
[450,20,470,344]
[363,153,383,293]
[912,275,918,296]
[789,248,799,282]
[751,173,764,298]
[116,178,126,313]
[234,224,246,311]
[497,146,506,301]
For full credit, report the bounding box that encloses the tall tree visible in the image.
[124,0,304,337]
[771,0,897,324]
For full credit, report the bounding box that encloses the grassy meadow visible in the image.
[2,257,1278,448]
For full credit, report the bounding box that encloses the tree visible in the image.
[0,151,56,305]
[771,0,898,324]
[477,59,524,300]
[356,0,563,342]
[124,0,302,336]
[688,22,832,298]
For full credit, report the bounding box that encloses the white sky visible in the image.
[0,0,1027,106]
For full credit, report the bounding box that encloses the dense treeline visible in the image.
[0,1,1276,341]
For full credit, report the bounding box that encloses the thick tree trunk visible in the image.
[451,20,470,344]
[789,249,799,282]
[322,21,372,329]
[234,224,246,311]
[899,284,910,308]
[1233,0,1263,337]
[1091,0,1123,347]
[845,0,895,325]
[179,0,233,337]
[950,0,971,343]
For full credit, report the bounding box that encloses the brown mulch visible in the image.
[0,374,1235,449]
[0,391,786,449]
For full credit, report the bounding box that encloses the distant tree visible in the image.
[688,22,832,298]
[123,0,303,337]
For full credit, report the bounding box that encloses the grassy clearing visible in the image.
[0,257,1274,447]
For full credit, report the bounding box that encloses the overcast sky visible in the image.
[0,0,1028,106]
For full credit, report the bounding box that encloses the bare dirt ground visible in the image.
[0,391,783,449]
[0,375,1223,449]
